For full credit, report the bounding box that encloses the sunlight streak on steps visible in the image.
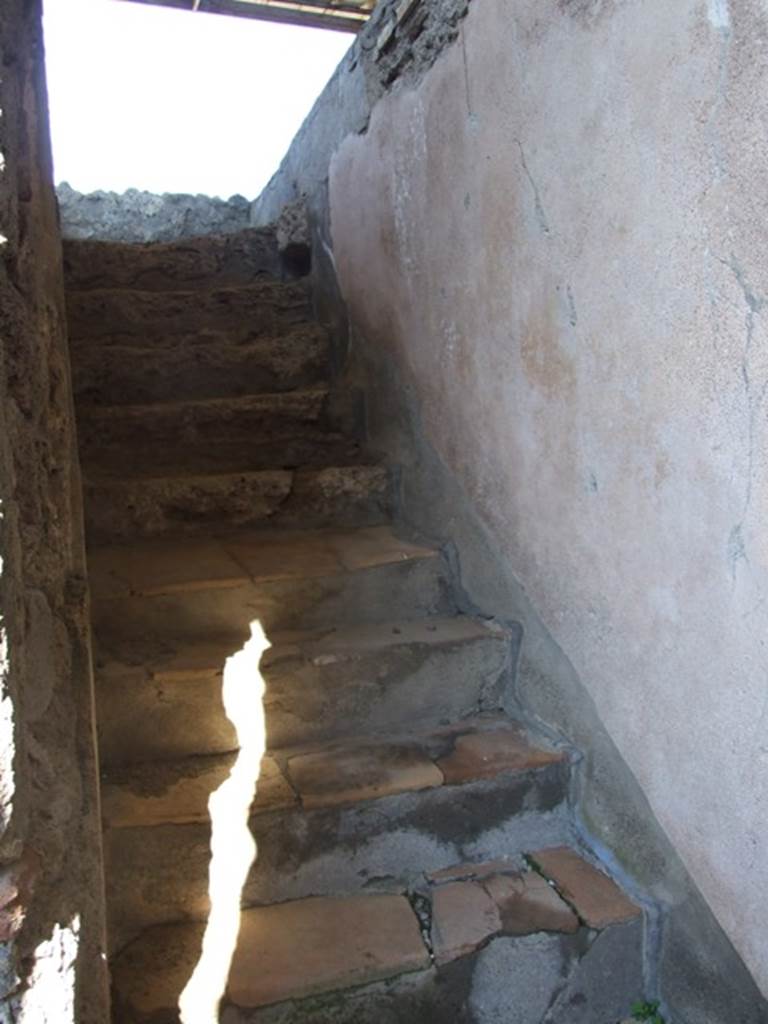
[178,622,269,1024]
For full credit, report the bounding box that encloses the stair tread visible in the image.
[63,226,280,291]
[69,322,327,355]
[77,385,330,421]
[89,525,440,601]
[68,278,307,298]
[97,613,506,675]
[111,845,635,1016]
[94,613,510,763]
[77,386,365,480]
[82,436,366,479]
[71,326,330,405]
[528,846,642,928]
[100,715,565,827]
[66,280,311,334]
[85,461,385,487]
[112,892,429,1016]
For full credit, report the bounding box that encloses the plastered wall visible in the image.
[0,1,109,1019]
[327,0,768,1005]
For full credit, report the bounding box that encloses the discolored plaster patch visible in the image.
[519,300,576,401]
[557,0,617,28]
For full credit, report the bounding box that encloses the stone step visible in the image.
[71,325,329,406]
[102,715,568,825]
[63,227,281,291]
[101,716,572,949]
[66,280,311,341]
[78,389,365,478]
[83,434,366,478]
[88,526,455,636]
[110,850,643,1024]
[84,463,391,543]
[78,387,333,451]
[95,615,515,765]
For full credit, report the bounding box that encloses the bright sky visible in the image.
[42,0,352,199]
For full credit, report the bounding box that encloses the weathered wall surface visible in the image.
[0,2,109,1020]
[57,181,252,242]
[327,0,768,1014]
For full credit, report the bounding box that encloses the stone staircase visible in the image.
[64,227,648,1023]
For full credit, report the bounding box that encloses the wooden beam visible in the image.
[118,0,371,33]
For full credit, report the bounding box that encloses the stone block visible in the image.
[529,846,641,929]
[227,894,430,1007]
[484,870,579,935]
[437,724,564,784]
[431,880,501,964]
[287,741,443,809]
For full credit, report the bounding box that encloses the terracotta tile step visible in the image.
[71,324,329,405]
[84,464,392,544]
[66,279,311,339]
[527,845,642,929]
[425,849,640,964]
[102,719,571,948]
[283,715,565,810]
[100,716,566,827]
[112,893,429,1020]
[95,615,512,764]
[89,525,454,634]
[63,227,281,291]
[110,850,641,1021]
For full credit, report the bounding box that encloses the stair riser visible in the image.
[105,763,570,951]
[71,333,329,406]
[67,285,311,340]
[85,466,391,544]
[63,229,281,291]
[91,559,455,637]
[96,630,509,764]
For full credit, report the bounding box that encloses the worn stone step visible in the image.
[78,387,333,451]
[94,615,515,765]
[66,280,311,341]
[102,716,571,947]
[85,464,391,543]
[63,227,281,291]
[110,851,643,1024]
[71,325,329,406]
[78,388,365,477]
[89,526,454,636]
[259,616,517,748]
[84,434,366,478]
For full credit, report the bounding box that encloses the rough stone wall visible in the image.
[252,0,768,1019]
[251,0,471,227]
[251,0,473,373]
[57,182,252,242]
[0,2,109,1021]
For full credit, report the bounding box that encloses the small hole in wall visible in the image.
[41,0,353,199]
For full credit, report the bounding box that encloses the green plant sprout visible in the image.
[630,1000,666,1024]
